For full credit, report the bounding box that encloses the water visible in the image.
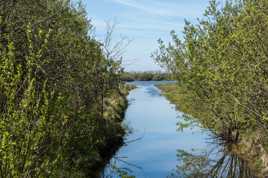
[103,81,255,178]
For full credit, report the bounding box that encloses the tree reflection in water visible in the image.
[103,145,256,178]
[168,145,256,178]
[101,156,137,178]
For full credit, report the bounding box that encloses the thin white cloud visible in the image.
[111,0,142,9]
[109,0,201,18]
[89,0,215,71]
[91,17,185,39]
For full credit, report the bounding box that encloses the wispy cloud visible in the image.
[86,0,213,71]
[109,0,201,18]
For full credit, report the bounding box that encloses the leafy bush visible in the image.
[0,0,125,177]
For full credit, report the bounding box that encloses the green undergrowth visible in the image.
[158,83,268,177]
[94,84,132,177]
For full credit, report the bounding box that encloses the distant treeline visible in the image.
[121,71,172,81]
[0,0,128,177]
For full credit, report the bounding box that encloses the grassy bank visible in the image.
[157,84,212,129]
[158,83,268,177]
[94,84,133,177]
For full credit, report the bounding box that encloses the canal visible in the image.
[103,81,255,178]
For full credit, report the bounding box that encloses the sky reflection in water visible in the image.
[103,81,254,178]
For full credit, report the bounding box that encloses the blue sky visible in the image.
[84,0,222,71]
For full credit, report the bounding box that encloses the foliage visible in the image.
[153,0,268,141]
[0,0,126,177]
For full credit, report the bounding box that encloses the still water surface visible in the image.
[103,81,254,178]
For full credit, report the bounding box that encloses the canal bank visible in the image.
[158,83,268,177]
[93,84,134,177]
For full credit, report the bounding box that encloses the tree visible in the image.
[0,0,126,177]
[153,0,268,141]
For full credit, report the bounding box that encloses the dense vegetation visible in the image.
[0,0,128,177]
[154,0,268,142]
[121,71,171,81]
